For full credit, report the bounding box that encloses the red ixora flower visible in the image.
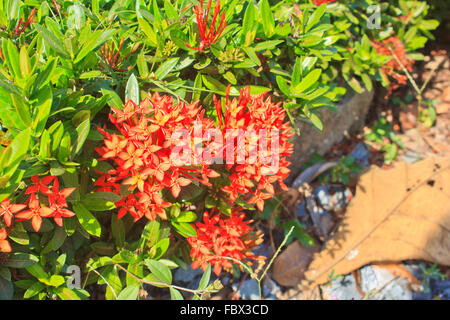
[312,0,336,5]
[0,198,26,227]
[187,208,264,276]
[214,86,294,211]
[95,92,218,222]
[372,36,414,96]
[185,0,227,53]
[15,175,75,231]
[0,228,12,253]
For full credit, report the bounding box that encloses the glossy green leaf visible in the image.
[125,73,139,104]
[73,202,102,237]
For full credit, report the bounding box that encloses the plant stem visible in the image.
[256,225,295,299]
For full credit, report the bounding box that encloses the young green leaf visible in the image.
[125,73,140,105]
[260,0,275,37]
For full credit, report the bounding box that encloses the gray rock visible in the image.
[321,273,363,300]
[286,88,374,185]
[232,279,260,300]
[314,185,332,211]
[314,185,352,212]
[263,277,282,299]
[359,265,412,300]
[296,202,308,218]
[174,266,204,288]
[305,195,333,239]
[349,143,370,168]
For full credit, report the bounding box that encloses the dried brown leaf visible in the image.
[303,157,450,286]
[272,241,320,287]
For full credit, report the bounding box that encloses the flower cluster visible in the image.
[13,8,36,36]
[0,175,75,252]
[187,209,264,276]
[15,175,76,232]
[95,93,218,222]
[372,36,414,96]
[99,37,140,72]
[185,0,227,53]
[215,87,294,211]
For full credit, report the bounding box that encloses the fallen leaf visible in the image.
[302,157,450,286]
[272,241,320,287]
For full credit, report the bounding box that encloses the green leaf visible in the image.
[174,211,197,223]
[137,52,149,77]
[125,73,139,104]
[164,0,179,21]
[24,282,46,299]
[101,88,123,109]
[154,58,180,80]
[32,85,53,137]
[49,275,66,287]
[117,285,139,300]
[7,222,29,245]
[306,4,326,32]
[140,220,160,249]
[57,134,71,163]
[170,287,184,300]
[7,0,20,21]
[33,23,70,59]
[26,263,49,284]
[34,58,57,91]
[145,259,172,285]
[171,221,196,238]
[42,226,67,253]
[309,113,323,131]
[291,57,302,87]
[73,202,102,237]
[53,287,89,300]
[243,47,261,66]
[242,1,256,45]
[253,40,284,51]
[10,94,32,127]
[4,39,21,80]
[72,118,90,156]
[101,266,122,300]
[74,29,116,64]
[151,238,170,260]
[276,76,291,96]
[67,2,86,31]
[346,76,363,94]
[138,18,158,47]
[19,46,31,77]
[260,0,275,37]
[292,69,322,95]
[0,127,31,176]
[111,214,125,247]
[198,264,211,290]
[81,192,121,211]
